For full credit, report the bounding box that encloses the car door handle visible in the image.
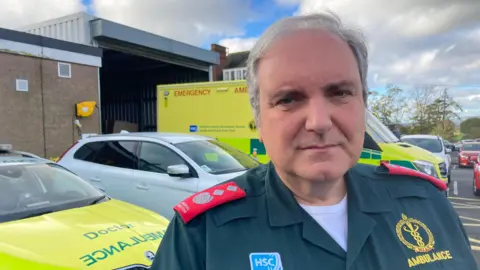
[136,184,149,190]
[90,177,101,182]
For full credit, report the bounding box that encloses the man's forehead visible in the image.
[262,29,347,56]
[257,30,361,92]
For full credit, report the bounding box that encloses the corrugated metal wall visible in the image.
[101,64,208,132]
[16,12,96,45]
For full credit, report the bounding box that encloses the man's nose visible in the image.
[304,97,333,134]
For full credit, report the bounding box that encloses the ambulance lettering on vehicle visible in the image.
[79,230,166,267]
[174,89,211,97]
[83,224,134,240]
[234,87,248,93]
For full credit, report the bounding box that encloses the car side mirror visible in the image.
[167,164,191,178]
[445,148,452,154]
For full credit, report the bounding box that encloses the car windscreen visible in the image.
[401,137,443,153]
[0,162,104,223]
[365,111,400,143]
[174,140,261,175]
[462,144,480,151]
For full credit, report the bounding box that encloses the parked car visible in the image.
[458,142,480,168]
[0,146,170,269]
[473,156,480,196]
[400,134,452,183]
[57,132,262,219]
[443,139,457,152]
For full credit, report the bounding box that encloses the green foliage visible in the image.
[460,118,480,139]
[369,84,407,125]
[368,85,466,141]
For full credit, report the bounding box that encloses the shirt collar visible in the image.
[265,162,304,227]
[265,163,392,227]
[347,165,392,213]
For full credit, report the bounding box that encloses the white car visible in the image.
[400,134,452,184]
[57,132,261,219]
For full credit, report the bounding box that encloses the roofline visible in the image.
[227,50,250,55]
[89,18,219,66]
[0,27,103,58]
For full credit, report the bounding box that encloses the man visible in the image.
[150,12,477,270]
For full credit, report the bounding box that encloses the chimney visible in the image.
[210,44,227,81]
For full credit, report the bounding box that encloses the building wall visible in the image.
[0,52,100,159]
[210,44,227,81]
[16,12,97,46]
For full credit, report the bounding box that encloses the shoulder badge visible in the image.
[380,162,447,191]
[173,181,247,224]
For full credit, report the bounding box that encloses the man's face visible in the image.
[257,30,366,182]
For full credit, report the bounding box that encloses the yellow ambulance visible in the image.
[157,80,448,184]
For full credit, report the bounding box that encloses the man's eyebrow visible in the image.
[267,88,302,101]
[267,80,358,100]
[322,80,357,90]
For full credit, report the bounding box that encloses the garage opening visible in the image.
[99,49,209,133]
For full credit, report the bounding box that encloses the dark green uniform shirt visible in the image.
[150,162,477,270]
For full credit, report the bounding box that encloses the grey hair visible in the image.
[246,11,369,126]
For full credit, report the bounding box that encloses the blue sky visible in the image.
[241,0,298,38]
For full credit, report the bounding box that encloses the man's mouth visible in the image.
[299,144,339,150]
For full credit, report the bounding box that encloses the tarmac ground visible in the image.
[448,154,480,268]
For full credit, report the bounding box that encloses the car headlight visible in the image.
[413,160,440,178]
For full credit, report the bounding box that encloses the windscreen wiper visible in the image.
[90,195,109,205]
[22,210,54,219]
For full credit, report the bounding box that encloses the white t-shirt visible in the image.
[300,195,348,251]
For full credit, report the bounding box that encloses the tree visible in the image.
[427,88,462,127]
[368,85,408,125]
[430,119,456,141]
[408,85,463,138]
[424,88,462,140]
[409,84,437,134]
[460,117,480,139]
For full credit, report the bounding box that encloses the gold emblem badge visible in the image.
[396,213,435,253]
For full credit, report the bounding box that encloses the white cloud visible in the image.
[0,0,85,29]
[90,0,255,46]
[219,0,480,118]
[219,37,258,54]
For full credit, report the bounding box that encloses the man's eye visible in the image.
[333,90,352,97]
[277,98,295,105]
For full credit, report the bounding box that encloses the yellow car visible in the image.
[0,152,169,270]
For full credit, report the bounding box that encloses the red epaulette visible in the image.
[380,162,448,191]
[173,181,247,224]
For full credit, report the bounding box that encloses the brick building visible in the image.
[0,28,102,158]
[1,12,220,158]
[210,44,249,81]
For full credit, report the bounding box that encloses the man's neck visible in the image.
[279,172,347,206]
